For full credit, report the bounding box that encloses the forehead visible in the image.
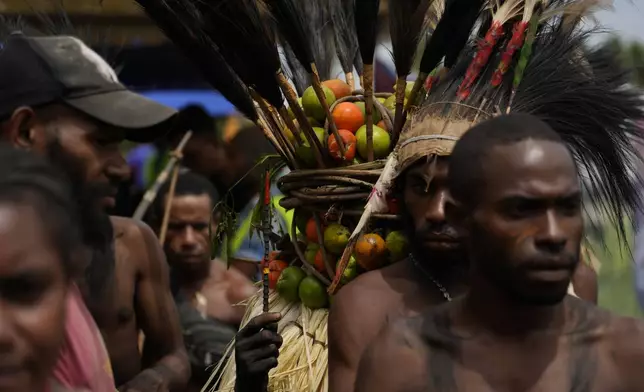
[404,156,449,180]
[169,194,213,220]
[481,139,579,199]
[0,203,59,274]
[48,105,125,141]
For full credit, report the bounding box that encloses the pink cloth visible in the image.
[52,285,116,392]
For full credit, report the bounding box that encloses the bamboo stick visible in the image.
[158,164,180,245]
[132,130,193,221]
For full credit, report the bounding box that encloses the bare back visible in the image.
[329,259,455,392]
[355,296,644,392]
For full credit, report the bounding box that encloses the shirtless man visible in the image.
[328,112,597,391]
[149,171,256,390]
[0,34,189,390]
[355,114,644,392]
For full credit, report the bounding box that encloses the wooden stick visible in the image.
[132,130,193,221]
[311,63,346,156]
[346,71,355,90]
[275,70,326,168]
[391,77,407,145]
[158,164,180,245]
[364,64,375,161]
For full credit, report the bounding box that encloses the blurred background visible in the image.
[1,0,643,316]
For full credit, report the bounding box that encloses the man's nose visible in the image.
[106,155,131,183]
[424,190,447,223]
[181,226,199,247]
[535,210,567,254]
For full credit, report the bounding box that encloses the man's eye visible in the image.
[168,223,184,231]
[559,199,581,215]
[193,223,209,232]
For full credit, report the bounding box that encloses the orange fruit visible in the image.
[305,218,323,243]
[268,259,289,289]
[314,249,337,273]
[328,129,357,162]
[322,79,352,99]
[354,233,387,271]
[376,120,388,132]
[332,102,364,133]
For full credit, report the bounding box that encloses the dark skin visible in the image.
[234,313,283,392]
[0,204,69,392]
[179,129,265,280]
[1,105,190,391]
[329,158,469,392]
[355,139,640,392]
[160,194,255,325]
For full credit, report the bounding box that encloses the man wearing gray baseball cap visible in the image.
[0,33,189,391]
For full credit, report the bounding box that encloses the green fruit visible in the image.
[377,97,386,104]
[305,243,320,265]
[384,95,407,113]
[386,231,409,262]
[354,101,382,124]
[356,125,391,160]
[302,86,336,122]
[323,224,351,255]
[295,127,327,167]
[277,266,307,302]
[308,117,322,127]
[299,276,329,309]
[340,256,360,284]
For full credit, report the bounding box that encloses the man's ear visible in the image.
[1,107,42,150]
[445,196,469,236]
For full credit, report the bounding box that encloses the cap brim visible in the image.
[64,89,178,142]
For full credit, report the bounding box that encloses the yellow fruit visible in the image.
[305,243,320,265]
[323,223,351,255]
[386,231,409,262]
[405,81,414,98]
[277,266,307,302]
[302,86,336,122]
[356,125,391,160]
[384,95,408,113]
[299,276,328,309]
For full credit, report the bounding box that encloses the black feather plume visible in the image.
[355,0,381,65]
[134,0,259,121]
[197,0,285,109]
[266,0,314,74]
[389,0,430,79]
[331,0,360,77]
[419,0,483,74]
[282,42,311,96]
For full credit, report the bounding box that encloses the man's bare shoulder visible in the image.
[355,315,428,392]
[110,216,163,269]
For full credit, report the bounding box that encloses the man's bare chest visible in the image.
[84,238,138,330]
[421,337,622,392]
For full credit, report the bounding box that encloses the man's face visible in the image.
[164,194,215,276]
[0,204,68,391]
[401,157,464,259]
[467,139,582,305]
[47,108,131,210]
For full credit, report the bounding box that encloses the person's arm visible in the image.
[329,282,384,392]
[354,321,427,392]
[119,221,190,392]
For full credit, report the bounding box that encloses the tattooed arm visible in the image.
[120,221,189,391]
[354,319,428,392]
